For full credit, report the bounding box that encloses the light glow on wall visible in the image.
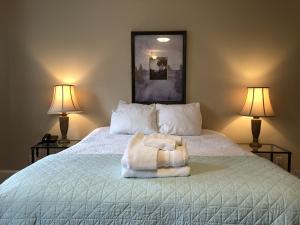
[38,58,98,84]
[28,43,101,84]
[218,46,287,84]
[226,55,282,81]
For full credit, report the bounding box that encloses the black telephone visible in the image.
[40,133,58,144]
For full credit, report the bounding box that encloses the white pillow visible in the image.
[156,103,202,136]
[116,100,155,111]
[110,102,158,135]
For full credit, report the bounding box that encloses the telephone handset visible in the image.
[40,133,58,144]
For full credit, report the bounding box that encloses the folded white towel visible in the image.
[143,133,182,151]
[121,165,191,178]
[121,143,189,168]
[123,132,158,170]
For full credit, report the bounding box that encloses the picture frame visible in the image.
[131,31,186,104]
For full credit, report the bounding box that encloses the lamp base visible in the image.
[249,142,262,149]
[249,118,262,150]
[59,114,69,146]
[58,139,70,146]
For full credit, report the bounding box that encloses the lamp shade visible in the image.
[240,87,275,118]
[48,84,81,115]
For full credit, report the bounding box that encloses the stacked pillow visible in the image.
[110,101,202,136]
[110,101,157,135]
[156,103,202,136]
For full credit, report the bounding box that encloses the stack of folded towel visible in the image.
[121,132,190,178]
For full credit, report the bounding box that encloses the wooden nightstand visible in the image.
[238,143,292,172]
[30,140,80,163]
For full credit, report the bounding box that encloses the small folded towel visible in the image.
[123,132,158,170]
[121,143,189,169]
[143,133,182,151]
[121,165,191,178]
[157,144,189,168]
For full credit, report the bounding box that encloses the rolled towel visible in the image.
[123,132,158,170]
[121,143,189,169]
[143,133,182,151]
[157,144,189,168]
[121,165,191,178]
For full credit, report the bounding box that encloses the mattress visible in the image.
[0,128,299,225]
[61,127,252,156]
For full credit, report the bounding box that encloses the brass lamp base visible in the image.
[249,118,262,150]
[249,142,262,148]
[58,139,70,146]
[59,113,70,146]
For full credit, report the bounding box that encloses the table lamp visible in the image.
[240,87,275,148]
[48,84,81,145]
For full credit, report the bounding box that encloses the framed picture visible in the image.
[131,31,186,104]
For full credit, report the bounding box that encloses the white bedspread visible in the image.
[62,127,252,156]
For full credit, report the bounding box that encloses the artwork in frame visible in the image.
[131,31,186,104]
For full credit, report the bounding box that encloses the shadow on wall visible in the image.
[6,44,57,169]
[187,37,249,132]
[201,104,227,130]
[268,45,300,163]
[269,45,300,137]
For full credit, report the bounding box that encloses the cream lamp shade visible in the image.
[48,84,81,115]
[240,87,275,118]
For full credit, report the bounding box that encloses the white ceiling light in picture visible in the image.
[157,37,170,43]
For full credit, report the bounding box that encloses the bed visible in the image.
[0,127,299,225]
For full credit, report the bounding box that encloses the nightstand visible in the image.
[238,143,292,172]
[30,140,80,163]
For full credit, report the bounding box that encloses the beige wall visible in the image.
[3,0,300,171]
[0,1,10,169]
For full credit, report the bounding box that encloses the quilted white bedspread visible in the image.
[1,127,299,225]
[1,154,300,225]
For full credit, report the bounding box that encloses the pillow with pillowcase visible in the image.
[156,103,202,136]
[116,100,155,111]
[110,101,158,135]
